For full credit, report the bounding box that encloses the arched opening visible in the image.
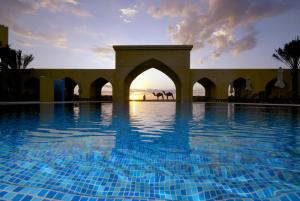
[64,77,79,101]
[90,78,112,101]
[129,68,176,100]
[54,77,79,101]
[232,77,246,99]
[193,83,205,101]
[23,77,39,101]
[124,59,181,101]
[228,83,235,97]
[193,78,216,101]
[265,78,288,99]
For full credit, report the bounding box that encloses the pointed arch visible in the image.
[124,58,181,101]
[232,77,246,98]
[64,77,78,101]
[265,78,288,98]
[193,77,216,101]
[90,77,112,100]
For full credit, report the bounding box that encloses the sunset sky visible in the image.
[1,0,300,99]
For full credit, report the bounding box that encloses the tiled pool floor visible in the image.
[0,103,300,200]
[1,182,300,201]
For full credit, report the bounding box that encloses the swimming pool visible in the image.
[0,102,299,201]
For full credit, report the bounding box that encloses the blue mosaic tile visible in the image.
[21,195,33,201]
[12,194,25,201]
[0,191,7,198]
[0,103,300,200]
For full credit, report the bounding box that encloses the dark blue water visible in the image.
[0,102,299,201]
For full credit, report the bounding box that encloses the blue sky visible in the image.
[1,0,300,97]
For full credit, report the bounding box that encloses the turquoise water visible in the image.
[0,102,299,201]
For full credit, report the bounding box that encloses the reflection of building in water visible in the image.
[40,104,54,123]
[107,102,193,176]
[227,103,235,121]
[99,103,113,126]
[37,103,116,160]
[192,103,205,121]
[0,25,8,47]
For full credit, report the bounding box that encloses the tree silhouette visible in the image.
[273,36,300,99]
[0,45,17,71]
[15,50,34,69]
[0,46,34,100]
[0,47,33,70]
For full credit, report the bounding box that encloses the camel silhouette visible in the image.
[163,91,174,100]
[153,92,164,100]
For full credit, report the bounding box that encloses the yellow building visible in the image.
[24,45,298,102]
[1,26,297,102]
[0,25,8,47]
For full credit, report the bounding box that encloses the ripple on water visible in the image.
[0,102,299,200]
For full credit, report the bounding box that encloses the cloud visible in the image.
[149,0,299,59]
[120,7,138,17]
[0,0,91,50]
[31,0,91,17]
[148,0,203,18]
[0,1,67,48]
[15,38,36,47]
[232,32,257,56]
[91,46,113,57]
[119,5,138,23]
[11,23,68,48]
[90,46,115,66]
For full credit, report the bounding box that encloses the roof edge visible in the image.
[113,45,193,51]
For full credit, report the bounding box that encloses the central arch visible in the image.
[124,59,181,102]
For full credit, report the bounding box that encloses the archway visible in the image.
[265,78,288,98]
[64,77,78,101]
[193,78,216,101]
[90,78,112,101]
[232,77,246,98]
[23,77,39,101]
[124,59,181,101]
[54,77,78,101]
[129,68,176,100]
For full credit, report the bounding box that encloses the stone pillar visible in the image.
[112,81,126,102]
[215,81,229,100]
[40,76,54,102]
[179,71,193,102]
[79,81,91,100]
[180,82,193,102]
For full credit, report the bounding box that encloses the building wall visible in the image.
[25,45,298,102]
[0,25,8,47]
[30,68,297,102]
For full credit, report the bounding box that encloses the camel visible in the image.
[152,92,164,100]
[163,91,174,100]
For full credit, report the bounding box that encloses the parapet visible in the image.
[113,45,193,69]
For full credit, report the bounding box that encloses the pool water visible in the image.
[0,102,299,201]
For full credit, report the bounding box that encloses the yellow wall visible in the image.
[113,45,193,102]
[0,25,8,47]
[26,45,298,102]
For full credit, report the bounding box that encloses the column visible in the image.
[40,76,54,102]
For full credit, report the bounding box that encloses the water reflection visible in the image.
[0,103,300,200]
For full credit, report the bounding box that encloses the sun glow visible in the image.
[130,92,142,100]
